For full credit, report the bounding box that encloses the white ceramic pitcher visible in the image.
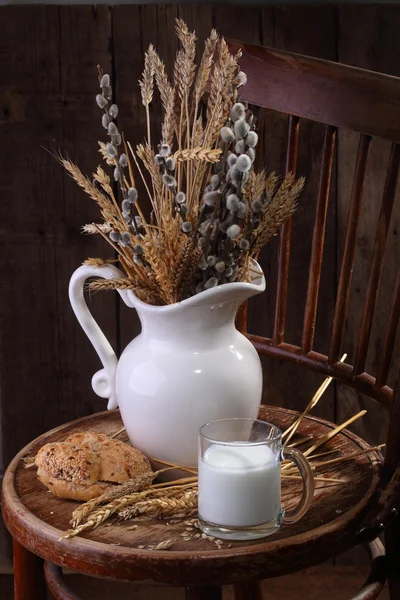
[69,260,266,465]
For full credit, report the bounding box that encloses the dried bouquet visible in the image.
[60,20,304,305]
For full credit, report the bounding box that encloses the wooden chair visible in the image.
[2,41,400,599]
[229,39,400,597]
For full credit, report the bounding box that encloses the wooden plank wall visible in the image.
[1,5,400,486]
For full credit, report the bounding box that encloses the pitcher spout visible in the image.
[122,259,265,346]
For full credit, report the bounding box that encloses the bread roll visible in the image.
[35,432,152,501]
[64,432,151,483]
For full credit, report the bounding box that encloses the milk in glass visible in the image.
[198,443,281,527]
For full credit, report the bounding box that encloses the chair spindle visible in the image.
[354,143,400,376]
[273,114,300,345]
[376,264,400,387]
[302,125,336,354]
[329,134,372,363]
[254,106,266,173]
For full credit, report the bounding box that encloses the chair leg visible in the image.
[234,582,263,600]
[185,585,223,600]
[13,539,46,600]
[385,515,400,599]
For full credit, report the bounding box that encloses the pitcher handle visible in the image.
[68,264,135,410]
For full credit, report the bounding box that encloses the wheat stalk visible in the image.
[83,258,116,267]
[176,245,204,301]
[283,445,385,477]
[153,51,176,146]
[98,141,115,166]
[71,471,158,527]
[252,174,305,250]
[282,475,347,483]
[93,165,114,198]
[304,411,368,458]
[194,29,218,106]
[82,223,112,235]
[126,142,154,207]
[136,143,163,221]
[140,45,156,144]
[60,158,111,209]
[173,147,222,164]
[89,278,137,291]
[61,488,161,539]
[118,489,198,521]
[63,484,195,539]
[283,354,348,446]
[174,19,197,102]
[153,51,173,112]
[60,157,125,233]
[144,235,174,304]
[89,278,161,304]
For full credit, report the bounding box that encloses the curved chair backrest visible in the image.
[227,40,400,476]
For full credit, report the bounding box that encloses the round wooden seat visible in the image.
[2,406,382,586]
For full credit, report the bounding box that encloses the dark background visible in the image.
[1,4,400,568]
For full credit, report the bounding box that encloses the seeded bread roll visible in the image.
[35,433,152,501]
[64,432,152,483]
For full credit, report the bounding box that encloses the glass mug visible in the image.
[198,418,315,540]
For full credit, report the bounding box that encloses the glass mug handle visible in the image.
[282,447,315,524]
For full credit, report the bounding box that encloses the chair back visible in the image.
[227,40,400,475]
